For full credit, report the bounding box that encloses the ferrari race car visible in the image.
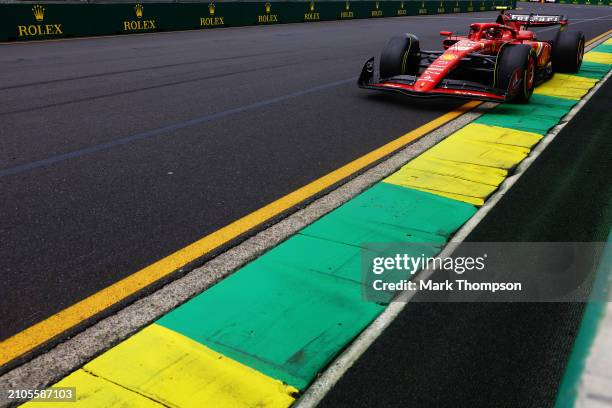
[358,11,585,103]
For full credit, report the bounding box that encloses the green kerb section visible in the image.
[594,44,612,54]
[301,182,476,246]
[573,61,611,79]
[571,43,611,79]
[158,183,476,389]
[158,254,384,390]
[475,94,576,134]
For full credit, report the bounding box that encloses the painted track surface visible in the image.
[0,2,610,361]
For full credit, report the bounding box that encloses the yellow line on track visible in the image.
[586,29,612,47]
[0,100,481,367]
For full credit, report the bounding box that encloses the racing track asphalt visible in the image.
[0,2,610,355]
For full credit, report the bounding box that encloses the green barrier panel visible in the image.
[0,5,7,37]
[0,1,517,42]
[90,4,159,35]
[91,3,244,33]
[2,4,90,40]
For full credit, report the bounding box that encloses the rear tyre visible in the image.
[379,34,421,79]
[552,29,585,73]
[494,44,537,103]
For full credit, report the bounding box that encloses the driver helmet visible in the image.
[484,27,502,40]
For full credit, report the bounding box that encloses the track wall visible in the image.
[1,0,516,42]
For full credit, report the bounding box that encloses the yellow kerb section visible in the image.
[534,73,598,100]
[24,324,297,408]
[20,369,162,407]
[383,123,542,206]
[583,51,612,65]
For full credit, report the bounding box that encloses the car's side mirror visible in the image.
[439,31,453,37]
[516,34,531,41]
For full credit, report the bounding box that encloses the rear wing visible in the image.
[505,13,568,27]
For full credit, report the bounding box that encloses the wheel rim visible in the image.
[509,69,521,95]
[525,57,535,90]
[577,39,584,67]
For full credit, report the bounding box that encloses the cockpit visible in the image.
[468,23,515,41]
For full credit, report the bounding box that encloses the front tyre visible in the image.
[552,29,585,73]
[495,44,537,103]
[379,34,421,79]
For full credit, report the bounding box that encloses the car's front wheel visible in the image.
[495,44,537,103]
[379,34,421,79]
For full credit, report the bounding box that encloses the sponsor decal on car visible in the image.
[508,14,561,23]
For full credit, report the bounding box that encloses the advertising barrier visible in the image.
[0,0,516,42]
[529,0,610,4]
[557,0,611,5]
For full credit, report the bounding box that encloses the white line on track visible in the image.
[294,32,612,408]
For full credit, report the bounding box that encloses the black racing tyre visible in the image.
[379,34,420,79]
[552,29,585,73]
[494,44,537,103]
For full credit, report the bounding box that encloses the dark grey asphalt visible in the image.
[318,40,612,408]
[0,2,609,359]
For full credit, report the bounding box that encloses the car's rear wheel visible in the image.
[495,44,537,103]
[379,34,421,79]
[552,29,585,73]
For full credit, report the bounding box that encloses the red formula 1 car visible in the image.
[358,11,585,103]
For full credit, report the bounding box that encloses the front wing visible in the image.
[358,57,508,103]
